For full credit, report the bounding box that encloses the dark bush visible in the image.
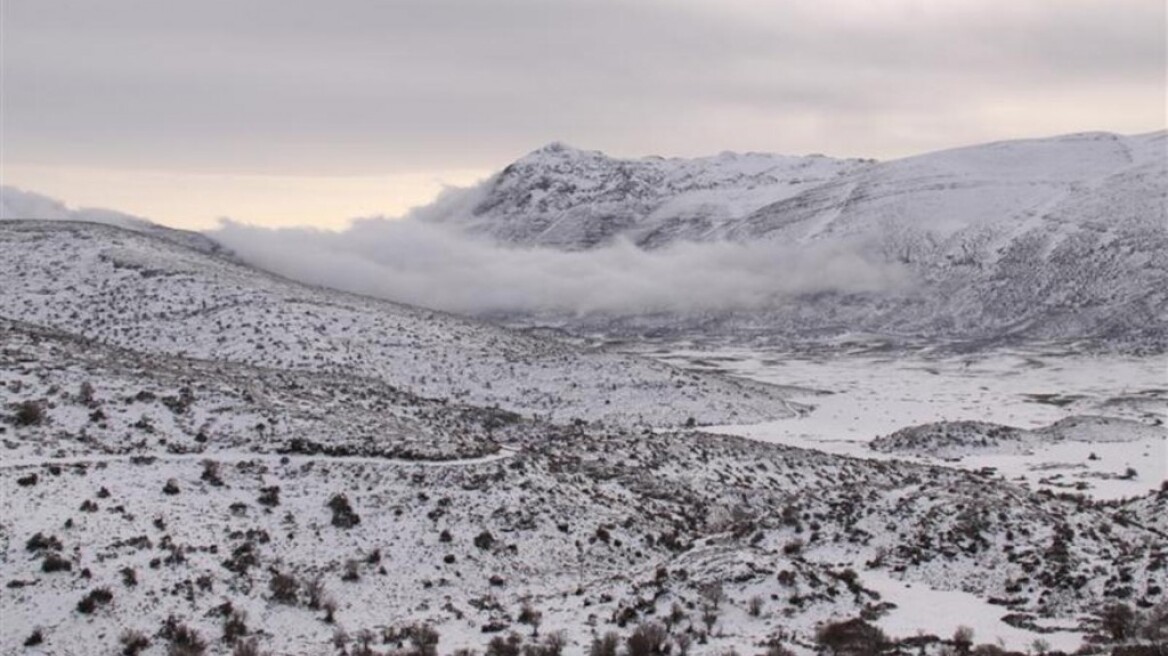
[167,628,207,656]
[232,638,265,656]
[626,622,668,656]
[343,559,361,581]
[223,608,248,644]
[26,532,62,552]
[518,601,543,636]
[486,633,524,656]
[223,541,259,575]
[474,530,496,550]
[304,576,326,609]
[815,618,888,656]
[589,633,619,656]
[14,400,45,426]
[522,633,566,656]
[120,629,151,656]
[201,460,223,487]
[161,617,207,656]
[1097,603,1137,642]
[79,381,96,406]
[327,494,360,528]
[42,552,72,573]
[405,623,440,656]
[748,595,763,617]
[77,587,114,614]
[269,572,300,604]
[257,486,280,507]
[23,629,43,647]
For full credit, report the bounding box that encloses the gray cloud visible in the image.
[5,0,1164,176]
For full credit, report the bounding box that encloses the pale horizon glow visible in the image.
[2,164,493,230]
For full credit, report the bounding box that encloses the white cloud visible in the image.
[210,184,910,315]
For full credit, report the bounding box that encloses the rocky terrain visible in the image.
[3,313,1165,655]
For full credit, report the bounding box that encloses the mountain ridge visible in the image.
[449,130,1168,351]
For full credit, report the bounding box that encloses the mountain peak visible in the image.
[522,142,607,160]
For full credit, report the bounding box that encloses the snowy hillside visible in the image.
[0,186,228,256]
[3,321,1164,654]
[0,220,798,427]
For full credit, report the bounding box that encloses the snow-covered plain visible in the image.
[650,347,1166,500]
[862,571,1083,653]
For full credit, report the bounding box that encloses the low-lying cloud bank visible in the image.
[211,188,910,316]
[2,184,910,316]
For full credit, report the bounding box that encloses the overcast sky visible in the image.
[3,0,1165,228]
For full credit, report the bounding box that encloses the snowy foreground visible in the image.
[0,220,1165,655]
[649,346,1167,650]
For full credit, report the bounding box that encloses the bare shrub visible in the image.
[223,608,248,644]
[327,494,360,528]
[119,629,151,656]
[76,587,113,614]
[232,638,267,656]
[487,632,524,656]
[815,618,888,656]
[589,633,619,656]
[14,400,45,426]
[626,622,668,656]
[268,572,300,605]
[748,595,763,617]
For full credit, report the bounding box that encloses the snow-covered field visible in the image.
[862,571,1083,653]
[640,345,1167,650]
[651,347,1166,500]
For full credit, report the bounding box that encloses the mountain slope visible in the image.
[5,408,1164,653]
[0,220,798,427]
[444,143,871,249]
[454,132,1168,350]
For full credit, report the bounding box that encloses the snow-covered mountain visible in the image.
[444,143,872,250]
[450,132,1168,351]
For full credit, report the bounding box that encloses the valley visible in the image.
[1,130,1164,656]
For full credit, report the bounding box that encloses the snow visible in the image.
[652,347,1167,500]
[0,221,799,429]
[862,571,1083,653]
